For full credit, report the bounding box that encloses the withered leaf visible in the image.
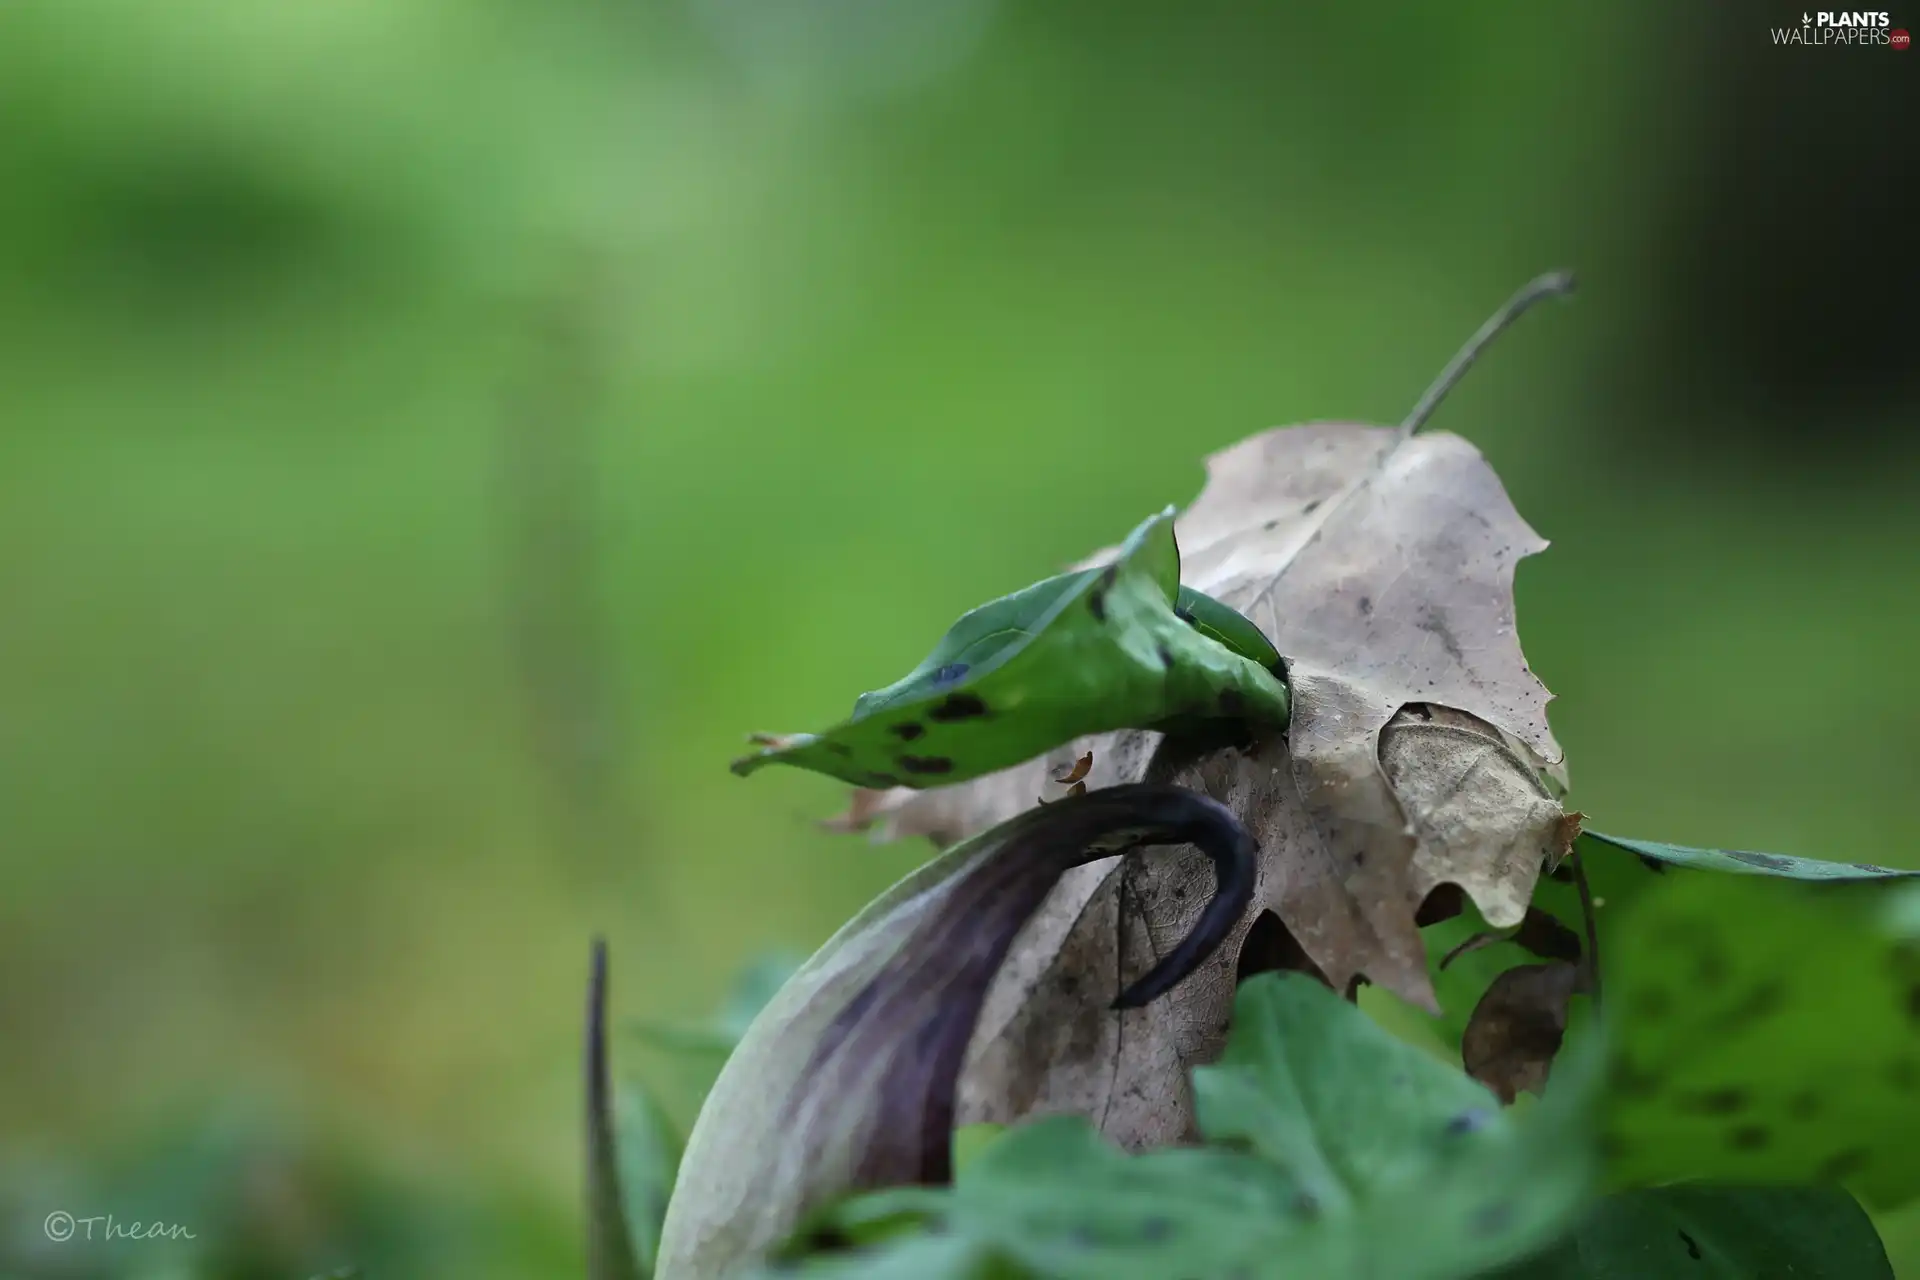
[1461,961,1584,1105]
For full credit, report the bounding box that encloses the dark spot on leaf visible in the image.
[928,694,989,722]
[1679,1087,1749,1116]
[1141,1216,1172,1242]
[1787,1090,1822,1119]
[1291,1191,1321,1220]
[890,722,926,741]
[1414,606,1467,663]
[1906,983,1920,1025]
[1728,1124,1770,1150]
[1613,1058,1663,1097]
[1638,854,1669,874]
[798,1224,856,1254]
[1694,947,1729,987]
[1156,644,1175,670]
[1357,595,1373,615]
[1632,986,1674,1021]
[863,772,902,788]
[1599,1133,1630,1161]
[1473,1203,1516,1236]
[1218,689,1247,715]
[931,663,969,684]
[1678,1230,1702,1260]
[826,742,852,756]
[1820,1147,1872,1181]
[897,755,955,775]
[1726,848,1794,872]
[1445,1109,1493,1136]
[1303,499,1322,515]
[1719,979,1786,1027]
[1889,1057,1919,1091]
[1087,564,1118,622]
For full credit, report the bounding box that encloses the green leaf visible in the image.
[1583,831,1918,882]
[1187,973,1598,1280]
[1602,874,1920,1209]
[1493,1184,1893,1278]
[628,949,806,1100]
[730,508,1289,789]
[613,1085,683,1275]
[951,1124,1007,1178]
[951,1118,1303,1279]
[760,1234,1018,1279]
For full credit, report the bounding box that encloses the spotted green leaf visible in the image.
[1492,1184,1892,1279]
[1185,973,1598,1280]
[1582,831,1918,882]
[1602,874,1920,1209]
[731,508,1290,789]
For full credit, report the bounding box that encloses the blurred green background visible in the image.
[2,0,1916,1275]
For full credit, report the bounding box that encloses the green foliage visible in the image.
[1601,875,1920,1208]
[1583,832,1919,882]
[592,948,808,1280]
[719,862,1920,1278]
[761,974,1599,1280]
[729,509,1289,789]
[1494,1184,1892,1279]
[610,1087,681,1277]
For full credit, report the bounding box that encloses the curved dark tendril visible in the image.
[790,783,1257,1194]
[1106,790,1258,1009]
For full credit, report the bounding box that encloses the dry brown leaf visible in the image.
[1461,961,1583,1104]
[1382,704,1571,929]
[828,417,1567,1152]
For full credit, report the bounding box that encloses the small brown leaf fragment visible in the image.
[1462,961,1582,1104]
[1549,810,1587,873]
[749,732,802,749]
[1055,751,1095,786]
